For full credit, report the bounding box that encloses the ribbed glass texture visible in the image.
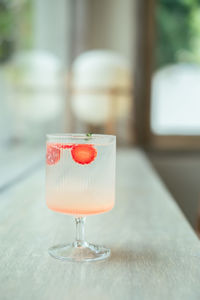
[46,134,116,216]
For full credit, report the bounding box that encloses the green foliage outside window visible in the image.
[0,0,32,63]
[155,0,200,69]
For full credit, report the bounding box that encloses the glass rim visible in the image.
[46,133,116,142]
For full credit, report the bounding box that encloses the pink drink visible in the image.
[46,135,116,216]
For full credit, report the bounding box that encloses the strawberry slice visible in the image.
[51,143,72,149]
[71,144,97,165]
[46,144,61,165]
[60,144,73,149]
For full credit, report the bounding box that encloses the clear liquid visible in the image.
[46,141,116,216]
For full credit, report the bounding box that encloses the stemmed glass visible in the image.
[46,134,116,262]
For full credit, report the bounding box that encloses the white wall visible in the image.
[33,0,73,67]
[90,0,136,64]
[32,0,137,67]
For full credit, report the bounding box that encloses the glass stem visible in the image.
[74,217,86,247]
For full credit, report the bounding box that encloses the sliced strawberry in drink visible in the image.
[71,144,97,165]
[54,143,73,149]
[50,143,73,149]
[46,144,61,165]
[60,144,73,149]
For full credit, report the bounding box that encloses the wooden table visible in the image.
[1,148,200,300]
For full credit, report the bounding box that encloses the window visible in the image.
[135,0,200,149]
[151,0,200,138]
[0,0,73,145]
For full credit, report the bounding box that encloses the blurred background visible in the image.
[1,0,200,230]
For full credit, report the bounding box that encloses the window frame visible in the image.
[134,0,200,150]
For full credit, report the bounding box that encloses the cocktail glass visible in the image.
[46,134,116,262]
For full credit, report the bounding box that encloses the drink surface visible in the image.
[46,135,116,216]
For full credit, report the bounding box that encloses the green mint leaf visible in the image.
[86,133,92,137]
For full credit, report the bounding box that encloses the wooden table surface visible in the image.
[1,148,200,300]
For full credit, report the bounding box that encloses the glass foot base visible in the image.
[48,242,110,262]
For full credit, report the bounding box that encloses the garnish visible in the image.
[86,133,92,137]
[60,144,73,149]
[46,144,61,165]
[71,144,97,165]
[85,133,93,141]
[49,143,73,149]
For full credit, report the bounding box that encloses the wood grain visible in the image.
[0,149,200,300]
